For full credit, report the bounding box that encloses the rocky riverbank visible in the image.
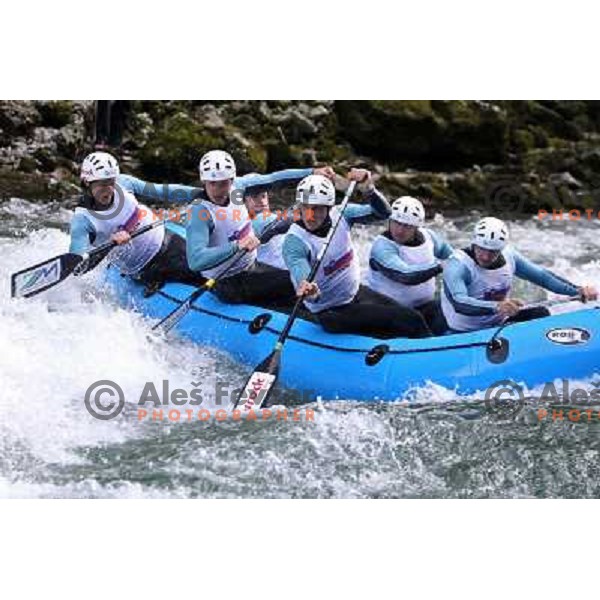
[2,100,600,217]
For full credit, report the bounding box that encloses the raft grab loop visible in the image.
[365,344,391,366]
[486,337,510,363]
[249,313,272,334]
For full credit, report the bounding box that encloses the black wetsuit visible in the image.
[137,229,207,288]
[316,285,433,339]
[212,217,297,310]
[288,211,433,340]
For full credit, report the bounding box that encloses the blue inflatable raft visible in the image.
[105,228,600,402]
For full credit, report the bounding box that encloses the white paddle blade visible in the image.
[237,371,277,411]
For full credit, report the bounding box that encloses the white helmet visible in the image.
[390,196,425,227]
[80,152,119,184]
[296,175,336,206]
[199,150,236,181]
[472,217,509,251]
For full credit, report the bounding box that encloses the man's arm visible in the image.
[443,259,499,316]
[513,250,579,296]
[343,188,392,226]
[118,174,200,204]
[253,212,295,243]
[429,230,454,260]
[282,234,311,289]
[369,236,442,285]
[69,213,96,256]
[234,168,313,195]
[185,205,238,272]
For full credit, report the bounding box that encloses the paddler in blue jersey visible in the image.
[240,171,334,272]
[69,151,207,290]
[186,149,336,307]
[442,216,598,332]
[282,169,433,339]
[366,196,454,335]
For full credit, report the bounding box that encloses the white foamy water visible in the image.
[2,198,600,498]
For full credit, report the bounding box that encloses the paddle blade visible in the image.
[234,351,280,411]
[152,281,213,334]
[11,254,82,299]
[152,298,193,333]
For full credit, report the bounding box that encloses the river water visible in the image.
[2,197,600,498]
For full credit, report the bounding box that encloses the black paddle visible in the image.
[232,180,358,411]
[11,218,168,299]
[150,249,249,335]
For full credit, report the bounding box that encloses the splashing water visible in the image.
[2,198,600,498]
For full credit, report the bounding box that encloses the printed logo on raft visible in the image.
[545,327,591,345]
[83,378,316,422]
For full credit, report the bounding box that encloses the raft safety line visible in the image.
[155,289,492,356]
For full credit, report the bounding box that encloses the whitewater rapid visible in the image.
[2,198,600,498]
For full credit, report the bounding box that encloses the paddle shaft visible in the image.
[273,181,358,347]
[85,218,166,260]
[232,181,358,410]
[151,204,299,333]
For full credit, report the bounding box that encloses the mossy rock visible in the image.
[35,101,74,129]
[264,141,304,171]
[501,101,583,142]
[18,156,38,173]
[136,111,267,183]
[0,168,54,200]
[512,128,537,153]
[335,100,440,166]
[334,100,508,169]
[0,101,41,136]
[33,146,58,171]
